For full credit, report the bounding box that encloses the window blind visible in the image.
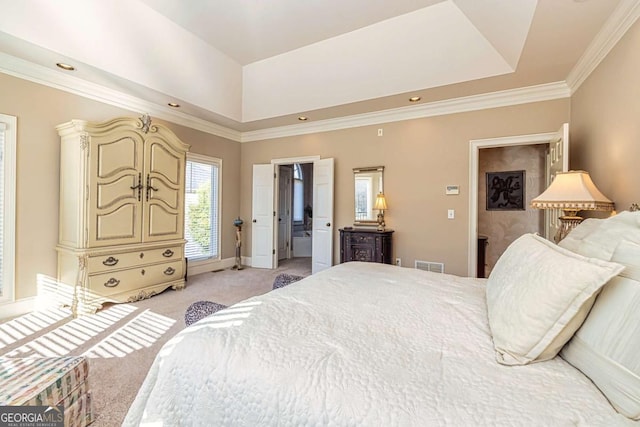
[184,159,219,260]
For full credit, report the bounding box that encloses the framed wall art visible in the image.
[486,170,525,211]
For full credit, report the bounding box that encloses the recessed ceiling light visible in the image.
[168,102,180,108]
[409,96,421,102]
[56,62,75,71]
[298,116,308,121]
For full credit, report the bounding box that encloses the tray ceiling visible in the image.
[0,0,628,134]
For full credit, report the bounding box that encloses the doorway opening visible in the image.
[277,163,313,272]
[252,156,334,274]
[468,124,568,277]
[477,145,546,277]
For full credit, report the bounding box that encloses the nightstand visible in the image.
[339,228,394,264]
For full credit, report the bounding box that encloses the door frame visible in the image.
[271,156,321,268]
[468,131,555,277]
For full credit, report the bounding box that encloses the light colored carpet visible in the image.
[0,258,311,426]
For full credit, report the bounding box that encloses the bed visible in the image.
[124,212,640,426]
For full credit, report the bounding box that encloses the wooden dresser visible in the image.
[339,228,394,264]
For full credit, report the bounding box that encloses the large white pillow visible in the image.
[560,211,640,260]
[486,233,624,366]
[561,239,640,420]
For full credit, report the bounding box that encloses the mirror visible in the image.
[353,166,384,225]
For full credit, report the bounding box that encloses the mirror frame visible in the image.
[353,166,384,226]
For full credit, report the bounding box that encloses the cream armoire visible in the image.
[56,114,190,315]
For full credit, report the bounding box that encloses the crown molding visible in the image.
[0,52,242,142]
[0,51,570,144]
[241,81,570,142]
[566,0,640,93]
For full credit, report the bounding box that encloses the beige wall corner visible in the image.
[570,19,640,211]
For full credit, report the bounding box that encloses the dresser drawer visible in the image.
[88,245,182,273]
[87,260,183,295]
[349,234,375,245]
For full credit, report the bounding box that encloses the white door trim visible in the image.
[271,155,320,165]
[468,131,556,277]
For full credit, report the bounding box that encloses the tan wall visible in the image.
[478,145,546,275]
[0,73,240,301]
[570,19,640,210]
[241,99,569,276]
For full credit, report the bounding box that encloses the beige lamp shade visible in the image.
[374,193,388,210]
[531,171,614,212]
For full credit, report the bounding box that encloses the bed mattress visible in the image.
[124,262,637,426]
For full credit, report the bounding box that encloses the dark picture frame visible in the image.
[486,170,525,211]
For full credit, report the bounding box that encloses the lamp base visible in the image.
[376,212,385,231]
[554,215,583,243]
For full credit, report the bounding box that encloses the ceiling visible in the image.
[0,0,634,137]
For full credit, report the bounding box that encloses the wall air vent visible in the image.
[415,260,445,274]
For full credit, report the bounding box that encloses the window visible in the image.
[0,114,16,304]
[293,163,303,222]
[184,154,221,261]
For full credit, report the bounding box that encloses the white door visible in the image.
[277,166,292,261]
[312,158,334,274]
[544,123,569,241]
[251,164,275,269]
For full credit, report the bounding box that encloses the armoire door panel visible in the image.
[148,177,179,209]
[96,204,138,242]
[146,204,180,239]
[97,136,141,177]
[97,175,139,208]
[146,139,182,185]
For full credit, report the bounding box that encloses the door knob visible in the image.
[326,222,331,227]
[253,219,257,223]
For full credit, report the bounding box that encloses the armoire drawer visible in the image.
[87,260,183,295]
[88,246,182,273]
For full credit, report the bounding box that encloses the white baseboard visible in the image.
[187,257,235,276]
[0,297,36,321]
[186,256,254,277]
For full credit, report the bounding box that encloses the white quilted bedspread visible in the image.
[124,262,637,426]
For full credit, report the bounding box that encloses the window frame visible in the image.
[184,152,222,263]
[0,114,16,305]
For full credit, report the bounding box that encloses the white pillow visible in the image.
[486,233,624,366]
[561,240,640,420]
[562,211,640,260]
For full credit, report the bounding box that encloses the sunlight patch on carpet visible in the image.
[83,310,175,358]
[0,307,71,350]
[1,304,137,358]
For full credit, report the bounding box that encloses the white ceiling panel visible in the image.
[0,0,243,121]
[454,0,538,68]
[140,0,446,64]
[243,2,518,121]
